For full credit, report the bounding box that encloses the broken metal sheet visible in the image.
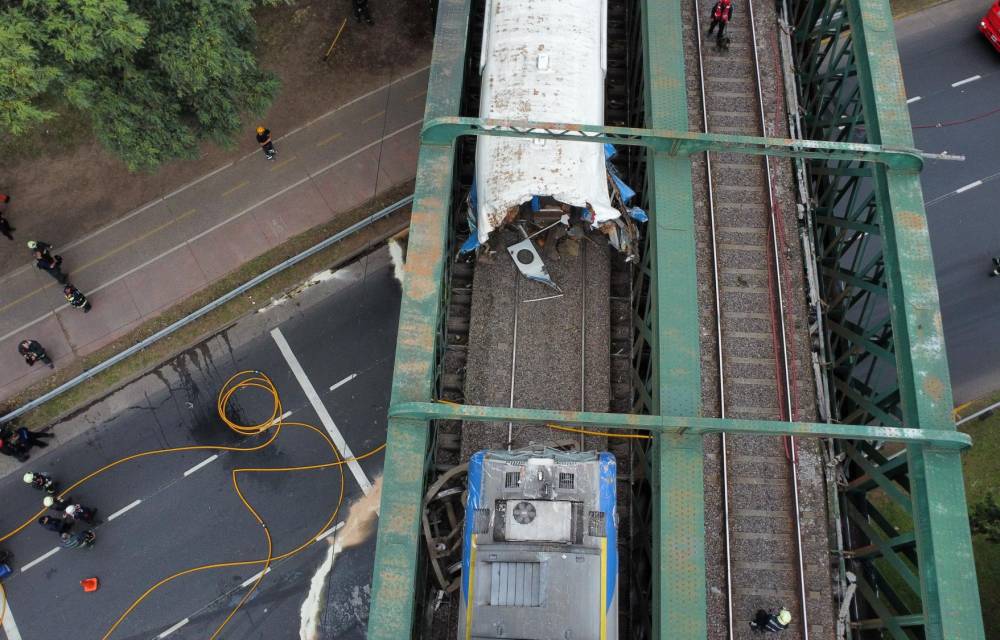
[507,237,561,292]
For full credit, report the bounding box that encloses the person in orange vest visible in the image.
[707,0,734,49]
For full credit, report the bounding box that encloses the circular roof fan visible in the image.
[512,501,536,525]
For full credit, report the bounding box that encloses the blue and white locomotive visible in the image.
[459,449,618,640]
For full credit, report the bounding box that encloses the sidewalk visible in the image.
[0,66,428,405]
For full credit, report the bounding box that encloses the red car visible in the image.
[981,1,1000,52]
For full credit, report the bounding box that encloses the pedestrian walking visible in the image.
[0,435,29,462]
[353,0,374,25]
[43,495,71,512]
[750,607,792,633]
[60,529,95,549]
[23,471,58,494]
[63,284,92,313]
[0,212,13,241]
[256,126,276,160]
[707,0,733,49]
[26,240,53,259]
[12,425,54,450]
[65,503,98,524]
[991,256,1000,277]
[34,250,67,284]
[18,339,54,368]
[38,515,72,535]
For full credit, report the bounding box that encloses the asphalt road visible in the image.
[896,0,1000,403]
[0,248,400,639]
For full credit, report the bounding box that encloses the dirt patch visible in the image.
[891,0,953,17]
[0,0,433,275]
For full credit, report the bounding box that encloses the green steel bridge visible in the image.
[367,0,987,637]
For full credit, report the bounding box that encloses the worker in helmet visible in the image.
[23,471,58,494]
[707,0,734,50]
[751,606,792,633]
[256,126,276,160]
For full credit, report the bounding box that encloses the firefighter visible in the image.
[707,0,734,49]
[750,607,792,633]
[63,284,92,313]
[991,256,1000,277]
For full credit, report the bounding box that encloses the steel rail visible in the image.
[0,195,413,427]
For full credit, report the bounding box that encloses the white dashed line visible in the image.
[277,410,292,423]
[20,547,59,573]
[329,373,358,391]
[107,499,142,521]
[951,75,981,87]
[315,521,346,543]
[183,454,219,477]
[271,328,373,495]
[955,180,983,194]
[156,617,190,638]
[906,96,922,104]
[240,567,272,589]
[1,594,23,640]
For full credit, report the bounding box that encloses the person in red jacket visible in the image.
[707,0,734,49]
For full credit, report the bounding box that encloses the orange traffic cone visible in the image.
[81,577,99,592]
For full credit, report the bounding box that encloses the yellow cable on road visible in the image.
[0,370,386,639]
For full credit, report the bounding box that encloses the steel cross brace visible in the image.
[388,402,971,450]
[420,116,925,171]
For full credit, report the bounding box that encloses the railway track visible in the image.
[687,0,814,637]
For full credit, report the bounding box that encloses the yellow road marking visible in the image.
[75,208,199,273]
[316,131,343,147]
[269,155,297,171]
[362,110,385,124]
[0,283,53,314]
[222,180,250,197]
[407,90,427,102]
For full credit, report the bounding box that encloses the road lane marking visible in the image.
[407,90,427,102]
[107,499,142,521]
[955,180,982,194]
[270,328,373,495]
[270,155,297,171]
[316,131,343,147]
[221,180,250,197]
[362,110,386,124]
[906,96,921,104]
[157,618,190,638]
[183,454,218,477]
[315,521,346,543]
[20,547,59,573]
[951,75,981,87]
[240,567,272,588]
[276,410,293,423]
[0,119,423,338]
[74,207,199,273]
[1,595,23,640]
[330,373,358,391]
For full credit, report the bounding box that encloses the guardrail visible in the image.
[1,194,413,426]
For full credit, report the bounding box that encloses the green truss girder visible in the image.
[420,116,926,169]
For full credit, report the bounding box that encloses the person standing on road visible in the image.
[65,503,98,524]
[0,194,14,241]
[707,0,733,49]
[991,256,1000,277]
[750,607,792,633]
[353,0,374,25]
[43,495,71,512]
[34,250,67,284]
[256,126,276,160]
[0,435,29,462]
[63,284,92,313]
[11,425,54,450]
[23,471,58,494]
[18,339,54,368]
[38,515,72,535]
[60,530,95,549]
[27,240,54,259]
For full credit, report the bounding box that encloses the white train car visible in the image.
[474,0,617,244]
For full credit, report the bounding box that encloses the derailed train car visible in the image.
[459,449,619,640]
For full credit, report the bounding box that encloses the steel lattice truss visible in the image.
[367,0,986,638]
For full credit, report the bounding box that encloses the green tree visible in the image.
[970,492,1000,544]
[1,0,282,171]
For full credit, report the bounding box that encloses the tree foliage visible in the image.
[970,492,1000,544]
[1,0,283,171]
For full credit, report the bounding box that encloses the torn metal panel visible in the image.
[507,237,561,291]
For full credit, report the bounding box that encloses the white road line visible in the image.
[274,410,293,424]
[183,454,218,477]
[107,499,142,521]
[156,617,190,638]
[955,180,983,194]
[330,373,358,391]
[906,96,922,104]
[240,567,273,589]
[20,547,59,573]
[315,521,346,543]
[951,75,981,87]
[1,595,23,640]
[270,328,373,495]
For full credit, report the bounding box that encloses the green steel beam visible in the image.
[642,0,706,636]
[387,402,971,449]
[367,0,471,636]
[420,116,925,169]
[847,0,985,638]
